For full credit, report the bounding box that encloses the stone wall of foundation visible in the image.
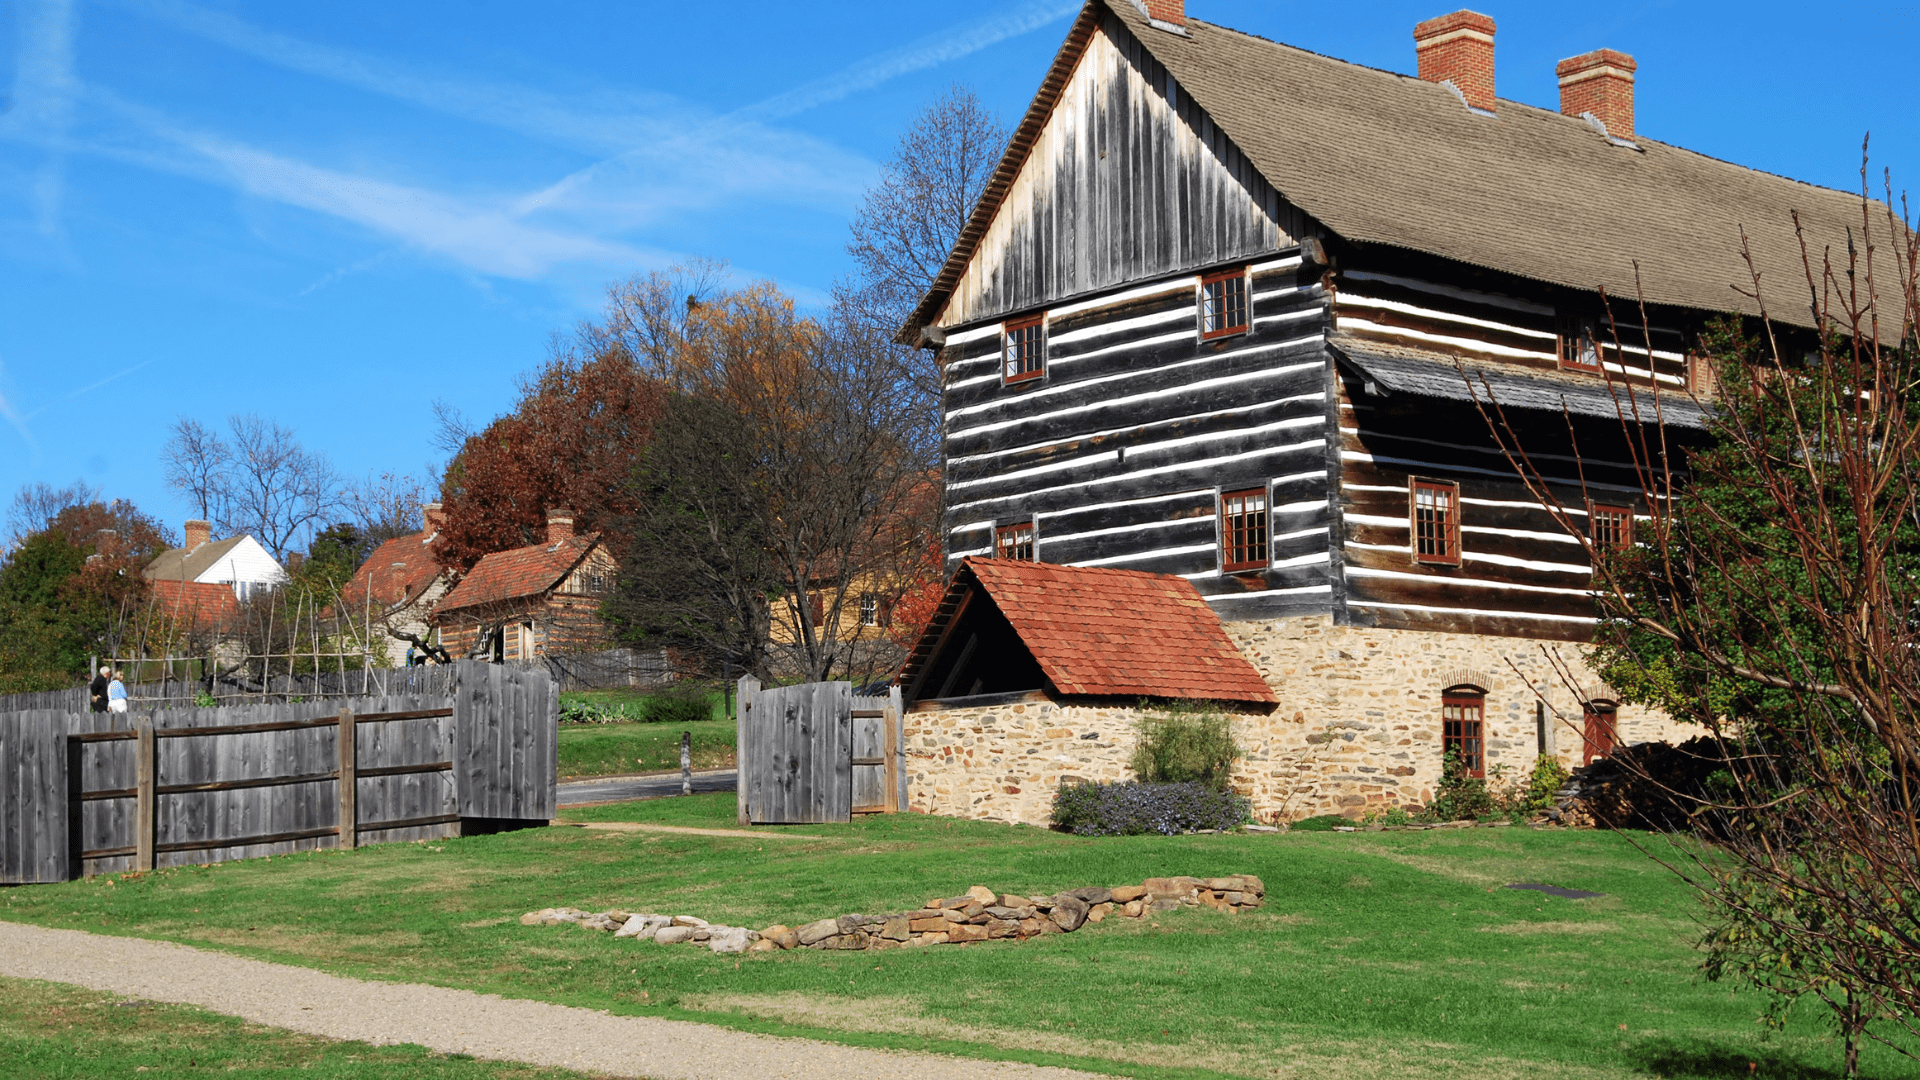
[905,615,1694,826]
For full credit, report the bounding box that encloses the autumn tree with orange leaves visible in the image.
[433,350,666,574]
[595,264,937,682]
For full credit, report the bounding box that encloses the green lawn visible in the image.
[556,720,735,779]
[0,977,613,1079]
[1,795,1907,1080]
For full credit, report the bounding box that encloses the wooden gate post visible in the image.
[735,676,759,826]
[337,707,357,850]
[134,716,155,872]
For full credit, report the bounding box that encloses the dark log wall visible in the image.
[937,12,1297,330]
[942,255,1338,622]
[1332,255,1695,641]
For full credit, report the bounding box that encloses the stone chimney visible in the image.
[1414,10,1497,113]
[422,502,446,535]
[184,519,211,551]
[545,509,575,544]
[1142,0,1184,27]
[1557,49,1637,140]
[285,551,305,573]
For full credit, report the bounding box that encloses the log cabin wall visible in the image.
[940,254,1336,622]
[1329,251,1697,641]
[937,10,1299,330]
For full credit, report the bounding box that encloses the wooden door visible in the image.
[1582,707,1618,766]
[850,696,888,814]
[738,681,852,824]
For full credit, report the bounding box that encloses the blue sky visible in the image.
[1,0,1914,548]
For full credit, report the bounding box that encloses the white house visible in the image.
[143,519,289,603]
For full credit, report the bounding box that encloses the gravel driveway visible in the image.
[0,921,1103,1080]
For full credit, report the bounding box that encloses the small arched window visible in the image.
[1442,685,1486,778]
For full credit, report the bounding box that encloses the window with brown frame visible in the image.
[1442,690,1486,778]
[1003,315,1044,383]
[1560,314,1603,373]
[1219,487,1269,572]
[1200,268,1250,339]
[1410,479,1460,565]
[996,521,1036,561]
[1590,504,1632,551]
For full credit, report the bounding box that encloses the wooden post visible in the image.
[134,717,155,872]
[337,707,357,850]
[680,730,692,796]
[881,694,899,813]
[735,675,757,826]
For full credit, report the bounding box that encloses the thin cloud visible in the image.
[24,359,154,419]
[0,360,39,456]
[5,0,78,249]
[731,0,1080,124]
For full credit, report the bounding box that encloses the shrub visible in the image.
[1050,780,1251,836]
[1129,703,1240,791]
[639,683,716,726]
[558,698,614,725]
[1289,813,1352,832]
[1512,754,1570,816]
[1419,751,1501,822]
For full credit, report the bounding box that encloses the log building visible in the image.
[895,0,1867,822]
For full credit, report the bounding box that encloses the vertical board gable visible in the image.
[936,11,1298,331]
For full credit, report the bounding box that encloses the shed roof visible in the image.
[434,534,599,617]
[1330,335,1711,429]
[907,0,1890,338]
[901,558,1275,705]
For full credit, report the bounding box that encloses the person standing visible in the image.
[107,670,128,714]
[89,666,110,713]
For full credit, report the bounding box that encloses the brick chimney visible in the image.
[1143,0,1184,27]
[422,502,446,535]
[184,519,211,551]
[1557,49,1637,140]
[545,508,575,544]
[1414,10,1497,113]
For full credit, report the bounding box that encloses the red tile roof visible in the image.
[903,558,1275,704]
[434,534,599,617]
[150,579,241,629]
[338,530,444,612]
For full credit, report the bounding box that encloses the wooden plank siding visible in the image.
[941,252,1338,622]
[936,11,1298,331]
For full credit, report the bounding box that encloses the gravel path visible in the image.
[558,769,736,807]
[0,921,1102,1080]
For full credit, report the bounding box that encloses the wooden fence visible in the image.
[735,678,904,825]
[0,665,460,714]
[0,661,554,884]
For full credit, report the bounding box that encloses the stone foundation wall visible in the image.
[906,615,1694,826]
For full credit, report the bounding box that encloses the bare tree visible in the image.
[844,85,1007,462]
[429,399,474,459]
[1472,156,1920,1075]
[341,471,430,544]
[161,414,340,560]
[5,478,99,551]
[160,418,231,522]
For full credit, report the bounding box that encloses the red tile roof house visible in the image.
[431,510,618,663]
[898,559,1279,824]
[143,519,289,640]
[333,504,456,667]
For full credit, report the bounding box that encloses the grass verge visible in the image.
[557,720,735,779]
[0,976,612,1079]
[1,794,1909,1080]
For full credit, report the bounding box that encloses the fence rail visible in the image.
[0,647,670,716]
[0,661,555,883]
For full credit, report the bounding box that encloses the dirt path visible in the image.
[0,921,1102,1080]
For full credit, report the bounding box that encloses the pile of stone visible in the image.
[520,874,1264,955]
